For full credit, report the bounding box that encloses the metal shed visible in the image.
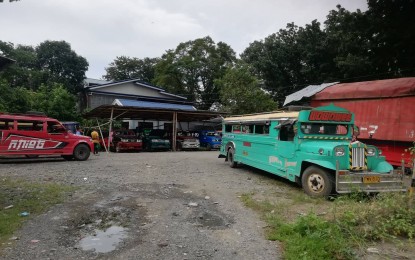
[83,104,224,151]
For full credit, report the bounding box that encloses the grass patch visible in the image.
[0,178,74,244]
[241,192,415,260]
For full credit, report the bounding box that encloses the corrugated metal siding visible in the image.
[311,96,415,142]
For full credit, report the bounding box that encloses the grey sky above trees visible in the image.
[0,0,367,79]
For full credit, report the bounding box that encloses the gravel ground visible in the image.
[0,151,285,260]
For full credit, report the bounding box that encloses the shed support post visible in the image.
[172,112,177,151]
[97,118,108,153]
[107,107,114,153]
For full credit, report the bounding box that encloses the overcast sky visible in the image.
[0,0,367,79]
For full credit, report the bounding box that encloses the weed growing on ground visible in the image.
[241,191,415,260]
[0,178,74,245]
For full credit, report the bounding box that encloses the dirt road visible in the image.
[0,151,284,259]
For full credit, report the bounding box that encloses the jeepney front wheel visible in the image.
[301,166,334,197]
[227,148,237,168]
[73,144,90,161]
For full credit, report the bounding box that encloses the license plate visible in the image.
[363,176,381,184]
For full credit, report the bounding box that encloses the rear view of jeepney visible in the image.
[296,105,405,197]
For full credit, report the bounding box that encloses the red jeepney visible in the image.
[0,112,94,161]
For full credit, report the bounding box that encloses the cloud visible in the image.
[0,0,367,78]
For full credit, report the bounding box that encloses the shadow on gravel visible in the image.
[231,163,301,189]
[0,157,64,164]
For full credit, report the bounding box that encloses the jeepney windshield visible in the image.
[300,123,349,135]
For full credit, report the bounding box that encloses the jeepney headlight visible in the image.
[121,138,128,142]
[137,139,142,142]
[378,149,382,155]
[318,148,324,155]
[335,147,345,156]
[367,148,376,156]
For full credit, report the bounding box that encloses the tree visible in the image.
[216,64,277,114]
[0,41,45,90]
[324,5,374,81]
[36,40,88,94]
[241,23,308,105]
[366,0,415,77]
[154,36,236,110]
[0,79,32,113]
[104,56,159,82]
[30,83,79,121]
[296,20,337,83]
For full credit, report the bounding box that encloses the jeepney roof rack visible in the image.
[283,105,313,111]
[1,111,47,117]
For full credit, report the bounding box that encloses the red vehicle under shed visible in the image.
[303,78,415,167]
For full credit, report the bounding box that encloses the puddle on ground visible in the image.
[79,226,127,253]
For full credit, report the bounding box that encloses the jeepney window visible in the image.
[0,119,14,130]
[16,120,44,131]
[254,124,269,135]
[47,121,66,134]
[300,123,349,135]
[233,125,242,133]
[242,125,254,133]
[279,124,295,141]
[224,125,232,133]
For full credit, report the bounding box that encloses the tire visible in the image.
[116,144,121,153]
[206,143,212,151]
[227,147,237,168]
[301,166,334,197]
[177,142,182,151]
[73,144,90,161]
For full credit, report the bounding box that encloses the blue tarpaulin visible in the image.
[114,99,196,111]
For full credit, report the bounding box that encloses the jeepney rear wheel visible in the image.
[73,144,90,161]
[227,148,237,168]
[301,166,334,197]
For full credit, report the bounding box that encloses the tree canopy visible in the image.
[104,56,159,82]
[1,1,414,119]
[0,40,87,120]
[153,36,237,110]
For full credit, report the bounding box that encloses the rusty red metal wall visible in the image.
[311,96,415,142]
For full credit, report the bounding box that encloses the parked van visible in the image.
[0,112,94,161]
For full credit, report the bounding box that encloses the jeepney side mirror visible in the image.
[353,126,360,137]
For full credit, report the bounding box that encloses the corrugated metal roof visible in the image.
[113,99,196,111]
[83,104,224,122]
[313,77,415,100]
[283,82,338,106]
[84,78,112,86]
[0,55,15,71]
[86,78,187,100]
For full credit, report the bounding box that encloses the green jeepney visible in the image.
[219,104,405,197]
